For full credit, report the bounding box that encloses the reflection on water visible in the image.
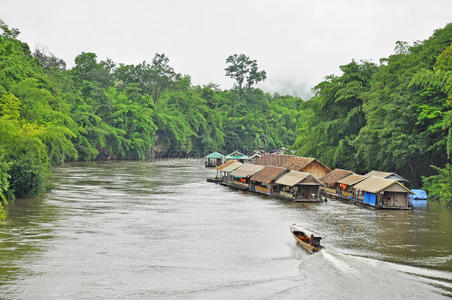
[0,160,451,299]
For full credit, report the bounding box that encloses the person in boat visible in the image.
[311,234,322,248]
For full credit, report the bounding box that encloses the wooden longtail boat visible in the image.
[289,223,324,253]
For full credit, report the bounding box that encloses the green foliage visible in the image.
[294,60,377,170]
[0,147,11,222]
[0,116,48,198]
[422,164,452,206]
[294,22,452,198]
[0,20,301,210]
[225,54,267,99]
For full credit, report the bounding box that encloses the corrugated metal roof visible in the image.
[275,170,323,187]
[206,152,224,159]
[230,164,265,178]
[365,170,392,178]
[337,174,367,186]
[253,153,294,167]
[221,161,243,173]
[253,154,331,172]
[365,170,409,183]
[320,168,353,186]
[353,176,411,194]
[250,166,287,184]
[225,151,249,160]
[215,160,237,170]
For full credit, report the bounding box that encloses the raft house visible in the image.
[274,171,324,202]
[215,160,243,184]
[353,176,413,209]
[207,153,416,210]
[249,166,287,196]
[228,164,265,190]
[336,173,368,201]
[319,168,353,198]
[205,152,224,168]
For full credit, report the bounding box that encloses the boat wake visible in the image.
[290,247,452,299]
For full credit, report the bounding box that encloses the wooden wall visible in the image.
[302,162,330,179]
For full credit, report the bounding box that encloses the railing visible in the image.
[322,187,337,194]
[255,186,271,194]
[279,191,293,199]
[232,180,248,188]
[341,191,353,199]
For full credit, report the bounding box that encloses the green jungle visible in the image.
[0,21,451,221]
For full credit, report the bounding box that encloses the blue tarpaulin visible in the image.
[410,189,428,208]
[410,189,428,200]
[363,192,376,206]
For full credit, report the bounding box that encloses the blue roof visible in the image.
[410,189,428,200]
[206,152,224,159]
[225,151,249,160]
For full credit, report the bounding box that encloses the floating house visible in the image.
[253,154,331,179]
[229,164,265,190]
[205,152,224,167]
[409,189,428,208]
[225,151,249,163]
[353,176,412,209]
[216,160,243,184]
[365,170,409,185]
[274,170,324,202]
[336,174,367,200]
[319,168,353,196]
[249,166,287,195]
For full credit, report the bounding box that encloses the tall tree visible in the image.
[136,53,178,109]
[225,54,266,99]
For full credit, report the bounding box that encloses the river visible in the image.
[0,160,451,299]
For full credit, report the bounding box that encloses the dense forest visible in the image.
[0,21,451,221]
[294,23,451,205]
[0,21,301,220]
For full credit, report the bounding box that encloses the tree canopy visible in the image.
[0,21,299,215]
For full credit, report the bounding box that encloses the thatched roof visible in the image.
[337,174,367,186]
[216,159,237,170]
[250,166,287,184]
[275,170,323,187]
[365,170,408,183]
[253,154,331,172]
[230,164,265,178]
[221,161,243,173]
[353,176,412,194]
[253,153,293,167]
[320,168,353,186]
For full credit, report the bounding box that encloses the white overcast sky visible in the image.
[1,0,451,98]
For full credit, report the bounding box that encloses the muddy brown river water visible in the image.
[0,160,451,299]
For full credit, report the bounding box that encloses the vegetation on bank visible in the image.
[0,20,451,222]
[294,24,452,205]
[0,20,300,217]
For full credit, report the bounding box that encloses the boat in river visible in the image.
[290,223,324,253]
